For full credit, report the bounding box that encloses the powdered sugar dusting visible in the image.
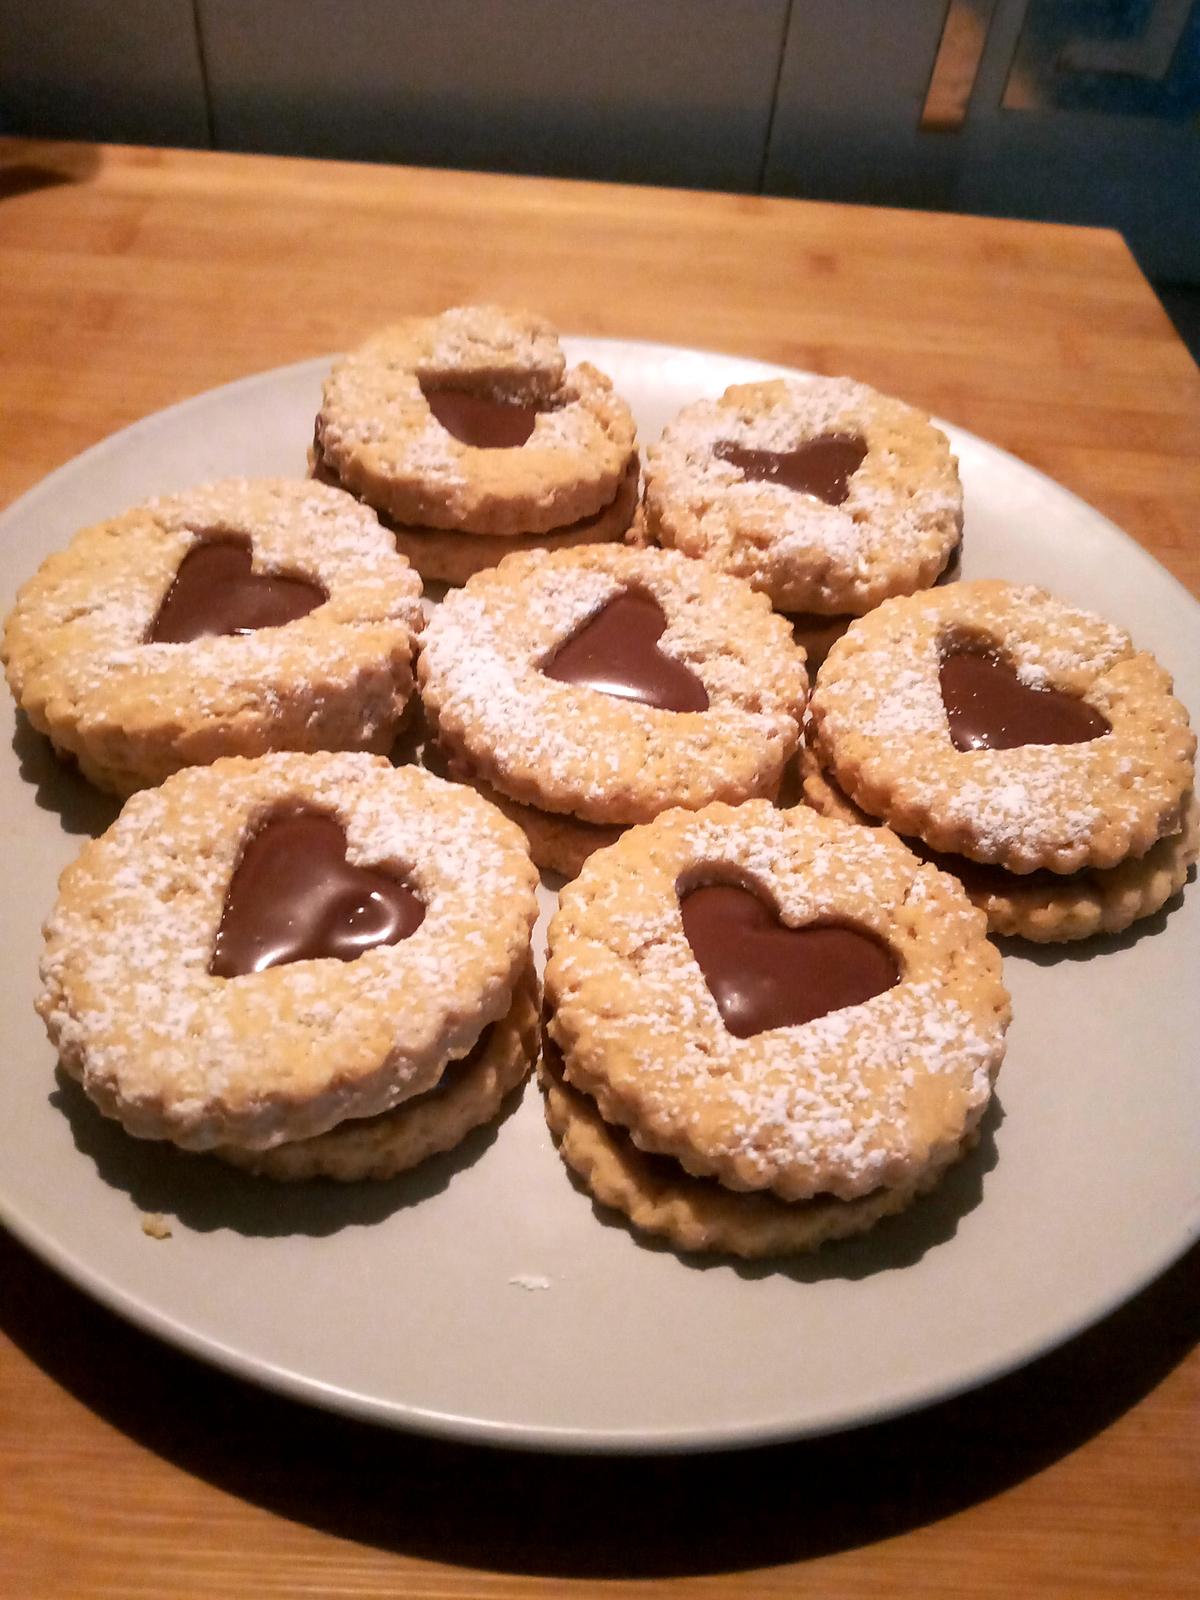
[811,581,1193,868]
[7,478,423,718]
[645,376,961,608]
[319,309,629,483]
[38,754,538,1150]
[421,305,565,389]
[551,804,1007,1201]
[418,547,806,821]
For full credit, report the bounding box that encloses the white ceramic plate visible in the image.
[1,341,1197,1454]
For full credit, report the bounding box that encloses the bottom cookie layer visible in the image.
[540,1049,970,1258]
[313,453,639,585]
[431,744,788,881]
[423,739,624,876]
[799,748,1199,942]
[217,966,539,1181]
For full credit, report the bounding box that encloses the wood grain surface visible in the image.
[1,138,1197,1600]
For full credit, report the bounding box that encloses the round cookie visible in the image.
[543,800,1009,1257]
[808,580,1196,876]
[417,543,808,873]
[2,478,423,795]
[218,964,539,1180]
[38,752,539,1152]
[314,304,638,536]
[642,375,961,616]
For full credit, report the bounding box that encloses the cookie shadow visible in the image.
[48,1067,526,1238]
[11,712,123,837]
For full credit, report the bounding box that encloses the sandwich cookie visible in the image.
[542,801,1010,1256]
[38,753,540,1176]
[2,478,423,795]
[312,304,639,582]
[417,543,808,876]
[804,581,1197,940]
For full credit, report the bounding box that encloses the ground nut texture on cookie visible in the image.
[38,753,538,1154]
[643,376,961,615]
[540,802,1009,1254]
[2,478,425,794]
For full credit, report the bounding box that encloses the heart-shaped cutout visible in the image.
[713,432,867,505]
[939,644,1111,752]
[148,537,326,644]
[680,882,898,1038]
[542,589,709,713]
[421,385,543,448]
[210,810,425,977]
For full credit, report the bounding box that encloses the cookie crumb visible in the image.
[141,1212,172,1240]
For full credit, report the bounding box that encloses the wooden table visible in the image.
[2,138,1197,1599]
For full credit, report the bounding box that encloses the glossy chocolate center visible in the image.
[939,645,1111,752]
[542,589,709,713]
[713,432,868,505]
[210,809,425,978]
[679,882,899,1038]
[421,385,543,448]
[148,537,325,644]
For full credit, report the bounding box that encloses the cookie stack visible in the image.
[312,305,639,583]
[542,802,1011,1257]
[803,581,1199,941]
[38,754,540,1179]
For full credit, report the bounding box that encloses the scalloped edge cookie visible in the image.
[315,307,637,535]
[643,376,961,614]
[809,580,1196,874]
[418,542,808,828]
[2,478,424,796]
[38,752,538,1151]
[545,800,1010,1204]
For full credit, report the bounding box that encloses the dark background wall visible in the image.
[3,1,1198,310]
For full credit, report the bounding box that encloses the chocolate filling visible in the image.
[148,536,326,644]
[543,589,709,713]
[678,878,899,1038]
[940,642,1111,752]
[419,385,544,449]
[210,808,425,978]
[713,433,867,506]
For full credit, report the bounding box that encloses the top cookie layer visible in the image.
[38,753,539,1150]
[316,306,637,534]
[643,376,961,614]
[2,478,425,794]
[809,580,1196,872]
[417,544,809,826]
[545,801,1009,1201]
